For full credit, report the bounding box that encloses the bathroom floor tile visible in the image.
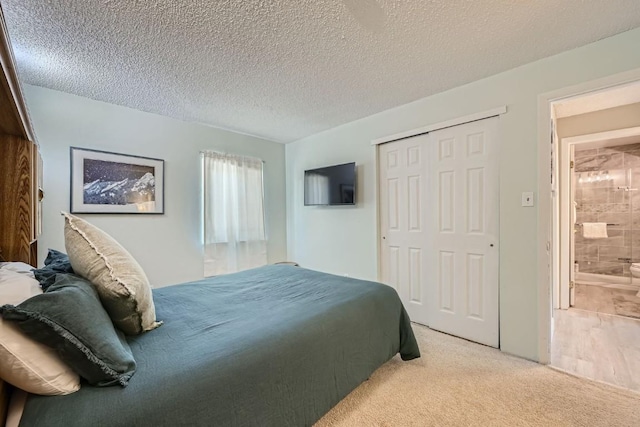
[573,283,640,318]
[550,308,640,392]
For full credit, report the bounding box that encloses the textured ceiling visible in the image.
[3,1,640,143]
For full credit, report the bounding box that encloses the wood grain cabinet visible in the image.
[0,135,42,264]
[0,5,41,265]
[0,4,41,422]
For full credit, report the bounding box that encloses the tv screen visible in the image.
[304,162,356,206]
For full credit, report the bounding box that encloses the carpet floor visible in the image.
[315,324,640,427]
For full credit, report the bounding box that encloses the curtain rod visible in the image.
[200,150,265,163]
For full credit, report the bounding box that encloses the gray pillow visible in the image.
[32,249,75,291]
[0,273,136,387]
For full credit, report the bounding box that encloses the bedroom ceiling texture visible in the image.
[3,0,640,143]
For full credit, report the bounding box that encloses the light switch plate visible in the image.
[522,192,534,207]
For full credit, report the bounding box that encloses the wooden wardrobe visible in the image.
[0,4,41,267]
[0,4,42,423]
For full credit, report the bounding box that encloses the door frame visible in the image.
[537,68,640,364]
[558,138,573,310]
[560,127,640,308]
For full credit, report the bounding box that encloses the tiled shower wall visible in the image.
[574,143,640,277]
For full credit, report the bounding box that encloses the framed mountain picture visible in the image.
[70,147,164,214]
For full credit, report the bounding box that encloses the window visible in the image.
[202,151,267,276]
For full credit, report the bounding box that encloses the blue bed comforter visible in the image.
[19,265,420,427]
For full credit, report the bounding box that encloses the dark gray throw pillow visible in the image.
[0,273,136,387]
[33,249,75,291]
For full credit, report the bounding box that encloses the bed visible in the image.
[5,264,419,426]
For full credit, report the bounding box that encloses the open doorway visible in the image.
[563,128,640,315]
[548,81,640,391]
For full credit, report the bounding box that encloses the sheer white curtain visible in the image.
[202,151,267,276]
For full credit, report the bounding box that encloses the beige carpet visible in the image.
[315,324,640,427]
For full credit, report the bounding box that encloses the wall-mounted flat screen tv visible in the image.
[304,162,356,206]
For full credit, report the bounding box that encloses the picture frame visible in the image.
[70,147,164,214]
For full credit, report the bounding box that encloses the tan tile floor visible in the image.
[550,307,640,392]
[573,283,640,318]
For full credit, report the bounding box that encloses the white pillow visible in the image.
[0,262,36,278]
[0,270,40,303]
[63,212,161,335]
[0,269,81,395]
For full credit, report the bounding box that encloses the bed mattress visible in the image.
[18,265,419,427]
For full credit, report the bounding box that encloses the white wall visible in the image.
[26,85,287,287]
[286,27,640,361]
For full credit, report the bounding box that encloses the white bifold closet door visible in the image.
[379,116,499,347]
[379,135,430,325]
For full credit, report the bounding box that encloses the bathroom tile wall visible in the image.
[574,143,640,277]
